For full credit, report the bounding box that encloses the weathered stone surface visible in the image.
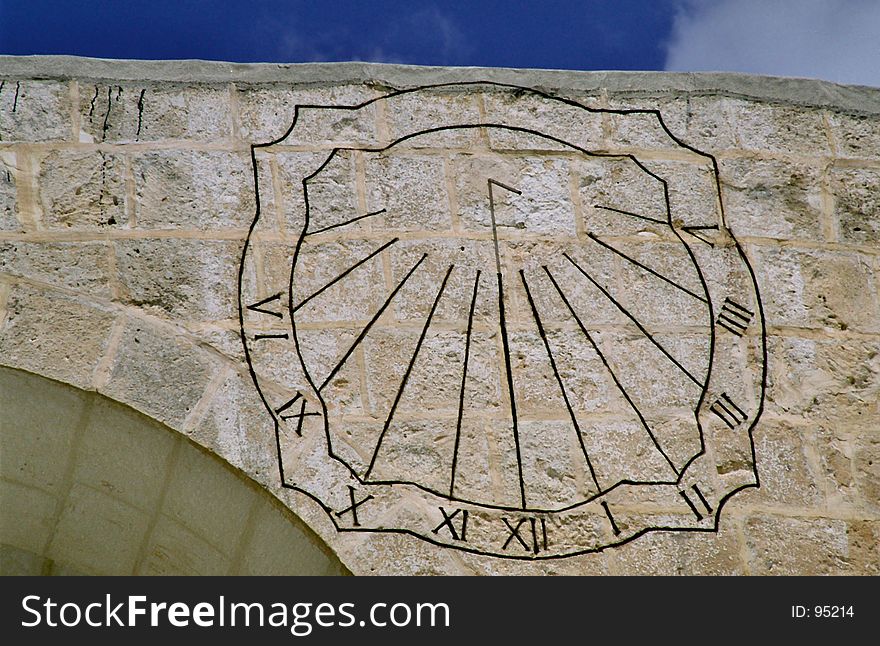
[720,157,825,241]
[746,421,825,507]
[744,515,849,575]
[101,319,221,427]
[766,335,880,420]
[606,94,739,151]
[829,166,880,246]
[0,240,113,297]
[38,149,126,229]
[611,524,746,575]
[0,80,70,142]
[189,368,278,487]
[727,100,832,156]
[79,83,232,142]
[237,84,377,143]
[114,238,241,321]
[131,150,254,229]
[0,154,19,231]
[749,245,878,333]
[0,284,117,389]
[828,111,880,159]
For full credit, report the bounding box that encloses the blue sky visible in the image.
[1,1,878,86]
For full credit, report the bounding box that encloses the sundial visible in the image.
[239,83,766,559]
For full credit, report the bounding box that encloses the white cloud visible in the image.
[665,0,880,87]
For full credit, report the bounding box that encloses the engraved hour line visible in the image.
[306,208,387,237]
[563,252,704,388]
[710,392,748,429]
[364,264,455,481]
[520,269,601,492]
[487,178,521,276]
[601,501,621,536]
[681,224,719,247]
[498,271,527,510]
[716,297,754,337]
[247,292,284,318]
[449,270,481,498]
[593,204,666,226]
[543,265,679,477]
[292,237,399,313]
[586,233,709,304]
[318,253,428,392]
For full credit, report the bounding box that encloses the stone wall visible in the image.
[0,57,877,575]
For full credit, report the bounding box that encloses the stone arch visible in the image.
[0,366,348,575]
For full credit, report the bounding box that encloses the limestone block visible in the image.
[38,149,126,229]
[610,524,746,575]
[482,88,604,153]
[606,94,739,152]
[237,84,377,143]
[189,368,278,487]
[288,239,387,323]
[365,153,451,231]
[827,111,880,159]
[749,245,878,333]
[0,240,113,297]
[744,515,849,575]
[453,153,577,235]
[47,483,150,575]
[829,166,880,246]
[727,100,832,156]
[745,421,825,507]
[852,429,880,515]
[0,285,117,389]
[719,157,825,241]
[810,418,879,516]
[0,80,70,142]
[385,89,482,148]
[114,238,241,321]
[79,83,231,142]
[845,520,880,575]
[274,150,342,233]
[766,336,880,420]
[101,319,221,428]
[131,150,254,229]
[458,548,610,575]
[0,154,19,231]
